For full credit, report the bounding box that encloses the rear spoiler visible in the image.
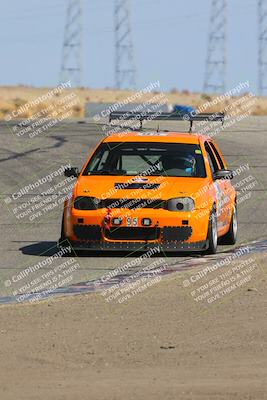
[109,111,225,132]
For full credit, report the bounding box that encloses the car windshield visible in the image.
[83,142,206,178]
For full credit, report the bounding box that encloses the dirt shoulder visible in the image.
[0,254,266,400]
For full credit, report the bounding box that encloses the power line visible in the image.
[258,0,267,95]
[114,0,136,89]
[60,0,83,87]
[204,0,227,94]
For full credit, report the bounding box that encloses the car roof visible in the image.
[103,131,211,144]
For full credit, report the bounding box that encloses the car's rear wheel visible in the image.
[220,205,238,245]
[205,207,218,254]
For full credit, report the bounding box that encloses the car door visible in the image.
[204,141,227,234]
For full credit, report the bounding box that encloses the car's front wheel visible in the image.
[58,214,66,245]
[205,207,218,254]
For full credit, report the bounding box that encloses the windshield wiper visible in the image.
[149,171,164,175]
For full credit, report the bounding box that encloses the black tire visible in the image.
[58,214,66,244]
[58,215,78,255]
[205,207,218,254]
[220,205,238,245]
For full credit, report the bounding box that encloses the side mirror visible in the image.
[214,169,233,180]
[64,167,80,178]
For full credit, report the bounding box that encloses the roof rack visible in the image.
[109,111,225,133]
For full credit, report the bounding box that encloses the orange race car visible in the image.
[59,112,237,254]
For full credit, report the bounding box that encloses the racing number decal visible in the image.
[214,181,231,227]
[126,217,138,227]
[132,218,138,226]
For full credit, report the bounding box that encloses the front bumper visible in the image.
[58,237,208,253]
[61,207,210,252]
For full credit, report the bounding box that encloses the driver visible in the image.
[160,154,195,175]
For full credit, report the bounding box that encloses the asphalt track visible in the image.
[0,117,266,303]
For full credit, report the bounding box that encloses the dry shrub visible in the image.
[72,104,84,117]
[201,93,212,101]
[254,104,267,115]
[0,106,12,119]
[13,97,26,108]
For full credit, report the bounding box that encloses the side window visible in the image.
[209,141,225,169]
[204,142,220,175]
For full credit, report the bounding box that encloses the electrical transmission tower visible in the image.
[203,0,227,94]
[259,0,267,95]
[114,0,136,89]
[60,0,83,87]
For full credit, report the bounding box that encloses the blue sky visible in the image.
[0,0,258,93]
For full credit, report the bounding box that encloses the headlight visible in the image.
[73,196,99,210]
[167,197,195,212]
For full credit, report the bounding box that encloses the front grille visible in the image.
[162,226,192,242]
[103,198,165,209]
[73,225,102,240]
[105,227,160,241]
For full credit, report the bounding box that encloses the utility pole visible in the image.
[204,0,227,94]
[259,0,267,95]
[114,0,136,89]
[60,0,83,87]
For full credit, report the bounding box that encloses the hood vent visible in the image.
[114,182,160,190]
